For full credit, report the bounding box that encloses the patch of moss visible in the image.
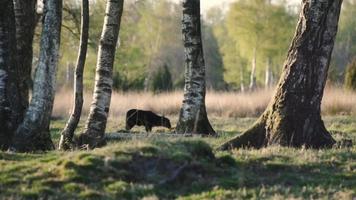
[78,189,103,199]
[0,116,355,199]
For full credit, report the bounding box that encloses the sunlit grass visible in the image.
[0,116,355,199]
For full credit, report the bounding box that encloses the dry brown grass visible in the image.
[53,87,356,120]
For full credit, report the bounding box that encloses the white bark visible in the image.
[265,58,273,88]
[176,0,215,135]
[240,64,245,93]
[59,0,89,150]
[79,0,124,148]
[249,47,257,91]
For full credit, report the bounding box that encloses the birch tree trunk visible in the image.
[78,0,124,149]
[175,0,216,136]
[11,0,62,152]
[219,0,342,150]
[264,58,272,88]
[0,0,19,150]
[249,47,257,91]
[59,0,89,151]
[13,0,37,119]
[240,64,245,93]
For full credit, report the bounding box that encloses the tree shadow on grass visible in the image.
[58,142,356,199]
[0,140,354,199]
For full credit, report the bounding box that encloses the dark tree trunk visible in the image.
[0,0,20,150]
[175,0,216,136]
[78,0,124,149]
[219,0,342,150]
[59,0,89,151]
[13,0,37,119]
[11,0,62,152]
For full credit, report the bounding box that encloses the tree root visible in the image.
[217,120,266,151]
[76,133,107,150]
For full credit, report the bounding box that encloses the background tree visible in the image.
[59,0,89,150]
[78,0,124,148]
[39,0,353,92]
[330,0,356,83]
[344,58,356,91]
[175,0,215,135]
[219,0,343,150]
[11,0,63,152]
[221,0,296,91]
[56,0,226,92]
[150,64,173,93]
[202,24,226,90]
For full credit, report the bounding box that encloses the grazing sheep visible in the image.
[125,109,171,132]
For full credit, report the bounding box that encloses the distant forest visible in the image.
[33,0,355,91]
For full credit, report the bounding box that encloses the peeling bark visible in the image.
[59,0,89,151]
[175,0,216,136]
[78,0,124,149]
[11,0,62,152]
[219,0,342,150]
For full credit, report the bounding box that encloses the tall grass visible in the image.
[53,87,356,120]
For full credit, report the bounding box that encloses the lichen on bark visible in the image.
[78,0,124,149]
[176,0,216,136]
[219,0,342,150]
[11,0,62,152]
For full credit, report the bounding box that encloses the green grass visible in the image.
[0,115,355,199]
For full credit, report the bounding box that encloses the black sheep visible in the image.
[125,109,171,132]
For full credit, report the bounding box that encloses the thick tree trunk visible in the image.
[219,0,342,150]
[13,0,37,119]
[78,0,124,149]
[11,0,62,152]
[0,0,19,150]
[59,0,89,151]
[175,0,216,136]
[249,47,257,91]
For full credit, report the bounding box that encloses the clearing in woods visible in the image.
[0,115,355,199]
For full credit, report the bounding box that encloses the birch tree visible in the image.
[78,0,124,148]
[59,0,89,150]
[219,0,343,150]
[175,0,216,135]
[11,0,62,152]
[225,0,295,91]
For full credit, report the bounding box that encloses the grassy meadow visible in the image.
[0,87,355,199]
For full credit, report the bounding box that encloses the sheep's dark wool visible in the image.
[125,109,171,132]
